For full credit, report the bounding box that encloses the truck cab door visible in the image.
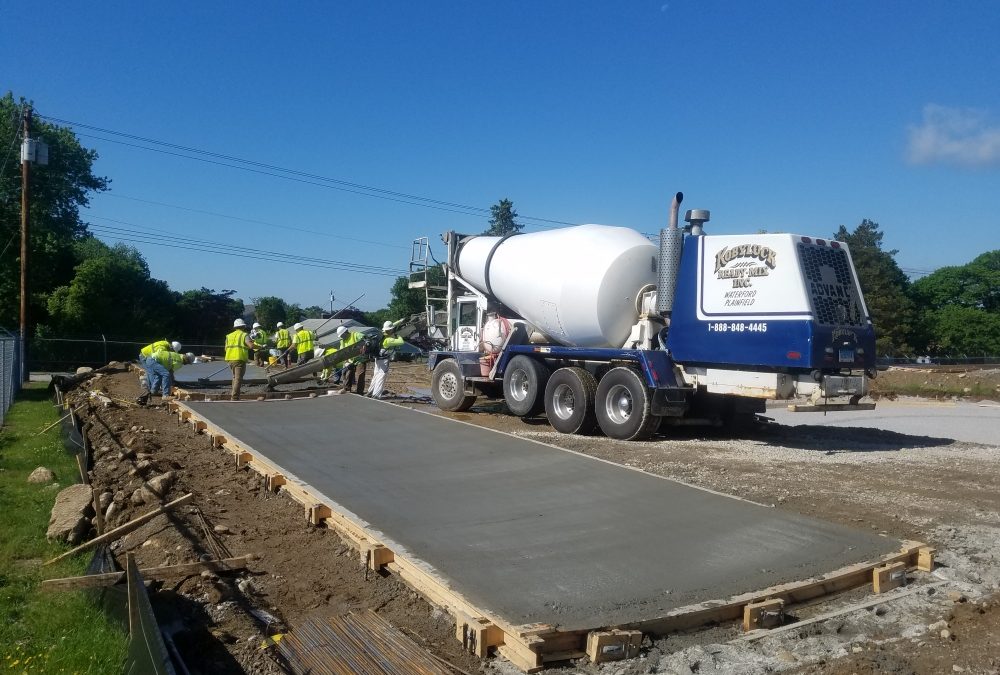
[453,297,482,351]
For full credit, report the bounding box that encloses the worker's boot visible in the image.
[135,390,150,406]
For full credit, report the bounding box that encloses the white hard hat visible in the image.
[336,326,348,338]
[252,322,261,329]
[276,322,284,328]
[171,341,182,352]
[382,320,394,332]
[234,318,246,328]
[293,322,303,331]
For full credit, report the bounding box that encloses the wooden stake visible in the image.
[40,554,255,592]
[34,403,85,436]
[44,493,193,566]
[92,487,105,535]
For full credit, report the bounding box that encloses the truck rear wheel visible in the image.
[544,367,597,435]
[503,355,549,417]
[596,366,659,441]
[431,359,476,412]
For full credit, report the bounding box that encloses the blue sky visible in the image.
[4,1,999,313]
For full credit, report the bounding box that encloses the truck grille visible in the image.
[798,244,866,326]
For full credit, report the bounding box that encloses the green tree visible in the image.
[0,93,109,330]
[46,240,174,338]
[483,198,522,236]
[835,219,916,356]
[301,305,326,319]
[910,251,1000,313]
[252,295,289,328]
[174,288,243,346]
[909,250,1000,354]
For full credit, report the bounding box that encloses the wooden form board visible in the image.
[170,400,932,672]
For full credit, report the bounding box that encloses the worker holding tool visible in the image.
[250,322,269,367]
[336,325,368,395]
[367,320,405,399]
[273,322,292,367]
[292,322,315,364]
[139,351,194,405]
[225,318,256,400]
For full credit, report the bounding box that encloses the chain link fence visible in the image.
[0,328,23,427]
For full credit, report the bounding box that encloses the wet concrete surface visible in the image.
[175,361,272,385]
[184,395,900,631]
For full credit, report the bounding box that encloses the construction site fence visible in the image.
[0,328,24,426]
[30,335,225,372]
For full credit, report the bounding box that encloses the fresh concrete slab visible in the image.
[175,361,270,385]
[185,395,900,631]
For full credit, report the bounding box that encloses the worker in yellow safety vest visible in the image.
[225,318,255,400]
[367,320,405,399]
[137,339,182,404]
[273,322,292,367]
[292,322,315,364]
[335,325,368,394]
[250,322,269,367]
[140,350,194,404]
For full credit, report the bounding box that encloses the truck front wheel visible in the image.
[595,366,659,441]
[544,367,598,435]
[431,359,476,412]
[503,355,549,417]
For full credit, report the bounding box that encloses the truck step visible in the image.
[787,402,877,413]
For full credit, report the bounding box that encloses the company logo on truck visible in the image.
[712,244,778,306]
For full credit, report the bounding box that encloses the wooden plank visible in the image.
[44,493,194,566]
[736,581,949,643]
[585,629,641,663]
[873,561,907,593]
[742,598,784,631]
[92,487,105,535]
[918,546,936,572]
[787,403,877,412]
[40,554,256,592]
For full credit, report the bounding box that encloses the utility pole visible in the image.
[19,106,31,383]
[329,290,334,316]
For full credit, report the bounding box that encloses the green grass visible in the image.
[0,384,127,674]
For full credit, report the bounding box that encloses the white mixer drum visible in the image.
[457,225,657,348]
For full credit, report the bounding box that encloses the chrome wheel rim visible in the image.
[605,384,633,424]
[439,372,459,400]
[510,369,529,402]
[551,383,576,420]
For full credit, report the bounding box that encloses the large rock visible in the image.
[47,484,93,544]
[27,467,55,484]
[75,366,94,375]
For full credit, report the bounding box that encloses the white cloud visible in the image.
[907,104,1000,168]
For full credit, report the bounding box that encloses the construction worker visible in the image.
[139,350,194,404]
[336,325,368,395]
[137,340,181,402]
[292,322,315,364]
[273,321,292,367]
[367,320,405,398]
[250,322,269,367]
[225,318,255,400]
[317,344,339,384]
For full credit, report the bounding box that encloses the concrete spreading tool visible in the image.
[197,363,232,385]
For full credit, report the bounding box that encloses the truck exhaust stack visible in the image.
[656,191,685,316]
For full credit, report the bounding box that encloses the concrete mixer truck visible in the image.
[417,192,877,441]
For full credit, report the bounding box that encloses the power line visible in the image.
[95,193,408,249]
[0,105,22,179]
[38,113,577,228]
[85,216,408,277]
